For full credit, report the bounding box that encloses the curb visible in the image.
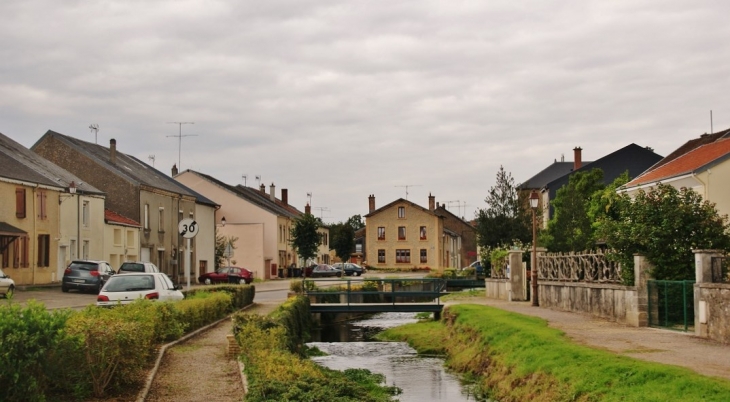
[135,303,256,402]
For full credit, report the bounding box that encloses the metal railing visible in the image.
[302,278,446,311]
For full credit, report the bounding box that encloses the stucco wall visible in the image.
[485,279,510,300]
[539,281,640,326]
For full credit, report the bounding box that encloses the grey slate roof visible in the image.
[34,131,216,206]
[0,131,103,194]
[518,162,577,190]
[184,170,297,217]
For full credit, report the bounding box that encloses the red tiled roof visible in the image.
[105,209,141,227]
[626,138,730,187]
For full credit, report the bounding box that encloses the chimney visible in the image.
[171,164,178,177]
[110,138,117,164]
[282,188,288,205]
[429,193,435,211]
[269,183,275,201]
[305,203,311,215]
[368,194,375,213]
[259,183,265,193]
[573,147,582,170]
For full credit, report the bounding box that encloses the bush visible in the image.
[0,301,75,402]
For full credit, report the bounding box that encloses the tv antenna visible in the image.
[89,124,99,144]
[148,155,156,167]
[307,192,312,205]
[166,122,196,169]
[395,184,421,200]
[242,174,247,186]
[312,206,330,219]
[255,175,261,187]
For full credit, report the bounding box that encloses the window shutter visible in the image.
[16,188,26,218]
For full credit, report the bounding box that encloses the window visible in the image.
[82,200,90,227]
[36,190,47,220]
[398,226,406,240]
[396,249,411,263]
[378,249,385,263]
[113,228,122,245]
[398,206,405,218]
[178,210,184,225]
[15,188,26,218]
[70,239,77,260]
[199,260,208,274]
[144,204,150,230]
[420,249,427,263]
[377,227,385,240]
[189,209,194,219]
[83,240,89,260]
[158,207,164,233]
[420,226,427,240]
[37,234,50,267]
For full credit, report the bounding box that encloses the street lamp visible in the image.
[220,216,226,227]
[530,190,539,307]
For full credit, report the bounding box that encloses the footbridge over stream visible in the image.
[303,278,448,319]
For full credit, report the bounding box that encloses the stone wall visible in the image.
[539,282,640,326]
[695,284,730,344]
[485,279,510,300]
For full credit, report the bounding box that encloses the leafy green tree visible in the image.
[329,221,355,263]
[542,168,605,252]
[476,165,531,250]
[598,184,730,283]
[346,214,365,231]
[290,213,321,264]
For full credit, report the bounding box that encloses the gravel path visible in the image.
[145,302,280,402]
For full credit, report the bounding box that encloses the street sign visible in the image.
[223,244,234,258]
[178,218,199,239]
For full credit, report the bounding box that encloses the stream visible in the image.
[308,312,483,401]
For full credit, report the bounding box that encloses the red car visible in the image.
[198,266,253,285]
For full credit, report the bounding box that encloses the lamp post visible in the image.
[530,190,539,307]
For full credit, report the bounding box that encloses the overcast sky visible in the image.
[2,0,729,223]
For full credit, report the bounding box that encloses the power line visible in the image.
[166,122,196,170]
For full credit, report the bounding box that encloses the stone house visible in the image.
[622,128,730,217]
[32,131,218,283]
[364,194,469,270]
[0,131,105,285]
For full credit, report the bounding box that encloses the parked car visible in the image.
[62,260,115,293]
[308,264,343,278]
[96,272,184,306]
[118,261,160,274]
[198,266,253,285]
[0,267,15,298]
[463,260,484,275]
[332,262,366,276]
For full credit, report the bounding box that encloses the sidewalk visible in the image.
[459,298,730,381]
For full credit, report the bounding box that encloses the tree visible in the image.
[476,165,531,250]
[329,221,355,263]
[290,213,321,265]
[346,214,365,231]
[598,184,730,283]
[542,168,605,252]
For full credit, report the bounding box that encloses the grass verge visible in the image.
[377,303,730,401]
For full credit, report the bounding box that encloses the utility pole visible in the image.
[395,184,421,200]
[166,122,196,169]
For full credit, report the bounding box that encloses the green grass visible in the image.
[378,304,730,402]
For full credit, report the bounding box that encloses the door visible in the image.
[141,247,151,262]
[57,245,67,282]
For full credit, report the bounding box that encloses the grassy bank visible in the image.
[378,304,730,401]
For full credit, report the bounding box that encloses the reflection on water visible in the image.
[308,313,480,402]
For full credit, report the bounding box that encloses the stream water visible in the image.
[308,312,482,401]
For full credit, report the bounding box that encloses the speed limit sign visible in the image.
[178,218,199,239]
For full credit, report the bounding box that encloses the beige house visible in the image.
[364,194,465,271]
[174,170,305,279]
[622,130,730,218]
[1,131,105,285]
[103,209,141,270]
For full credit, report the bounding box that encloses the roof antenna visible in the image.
[166,122,196,170]
[242,174,247,186]
[148,155,156,167]
[89,124,99,144]
[711,110,714,134]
